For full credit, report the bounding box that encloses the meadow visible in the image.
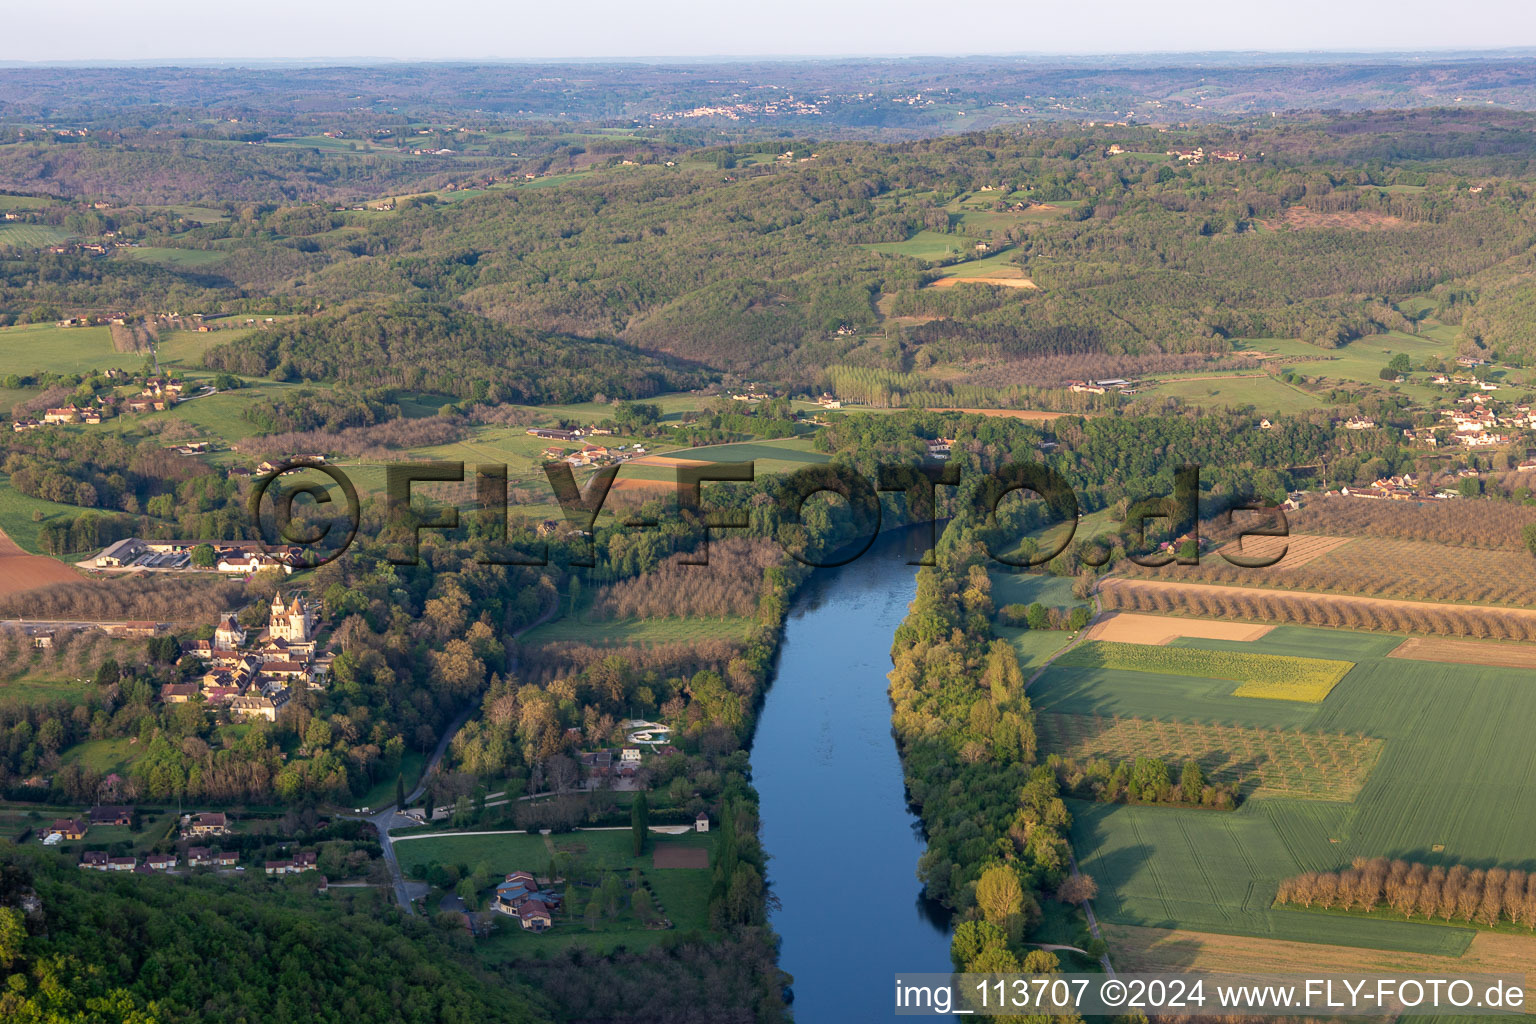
[396,828,716,958]
[1042,625,1536,951]
[0,323,137,377]
[860,230,976,261]
[114,246,230,269]
[0,223,69,248]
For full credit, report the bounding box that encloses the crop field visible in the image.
[1038,713,1383,800]
[1055,640,1355,702]
[1084,612,1271,645]
[1102,924,1536,992]
[0,223,69,248]
[1214,533,1350,570]
[1155,535,1536,608]
[1100,576,1536,641]
[0,323,136,376]
[1047,625,1536,953]
[0,524,82,597]
[1387,636,1536,670]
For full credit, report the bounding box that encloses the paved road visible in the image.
[366,592,559,913]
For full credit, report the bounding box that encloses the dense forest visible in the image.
[9,114,1536,385]
[0,848,552,1023]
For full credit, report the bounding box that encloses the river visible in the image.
[753,536,955,1021]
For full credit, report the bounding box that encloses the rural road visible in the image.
[363,591,559,913]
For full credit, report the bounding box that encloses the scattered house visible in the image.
[187,847,215,867]
[695,812,710,833]
[214,850,238,867]
[189,812,229,836]
[43,405,84,424]
[80,851,109,870]
[518,899,553,932]
[144,853,177,871]
[292,850,318,871]
[106,857,136,871]
[50,818,88,840]
[89,805,133,827]
[31,632,54,650]
[264,860,295,875]
[160,683,199,703]
[1343,416,1376,430]
[315,875,329,895]
[620,747,642,764]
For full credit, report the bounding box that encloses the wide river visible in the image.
[753,536,956,1021]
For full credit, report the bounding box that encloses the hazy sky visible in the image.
[6,0,1536,62]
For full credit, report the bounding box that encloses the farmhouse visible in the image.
[188,812,229,836]
[50,818,88,840]
[89,805,133,827]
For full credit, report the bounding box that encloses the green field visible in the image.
[1146,373,1320,415]
[0,474,92,553]
[61,737,139,774]
[1056,641,1354,703]
[0,323,138,376]
[0,672,93,706]
[396,828,715,957]
[1044,625,1536,951]
[990,570,1083,610]
[0,196,55,210]
[116,246,230,269]
[0,223,69,248]
[861,230,977,260]
[521,611,755,646]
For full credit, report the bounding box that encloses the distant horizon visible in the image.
[6,0,1536,64]
[6,46,1536,68]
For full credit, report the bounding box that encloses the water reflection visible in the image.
[754,536,955,1022]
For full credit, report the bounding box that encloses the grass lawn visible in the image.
[1048,625,1536,952]
[0,323,139,376]
[398,828,716,959]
